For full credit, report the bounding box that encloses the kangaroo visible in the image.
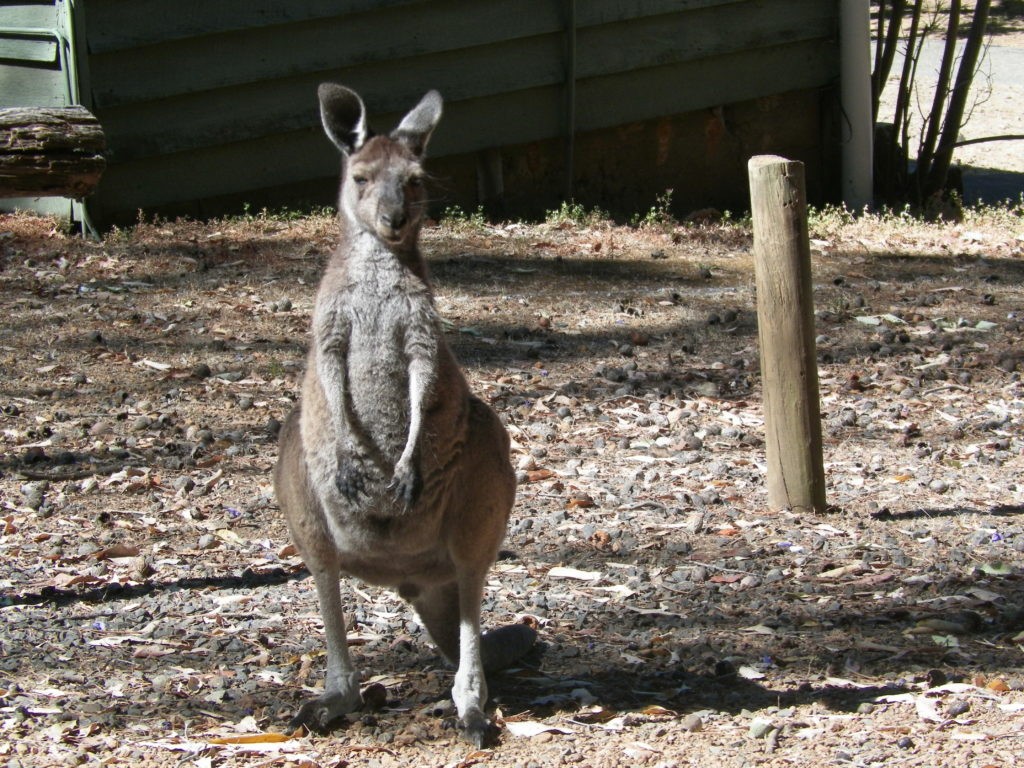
[273,84,535,748]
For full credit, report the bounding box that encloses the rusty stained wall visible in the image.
[432,86,839,222]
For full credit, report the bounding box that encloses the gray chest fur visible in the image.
[300,239,447,555]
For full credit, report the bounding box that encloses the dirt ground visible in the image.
[2,6,1024,766]
[1,200,1023,768]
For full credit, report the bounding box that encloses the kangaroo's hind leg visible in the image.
[276,410,362,732]
[289,557,363,731]
[410,571,536,745]
[411,575,492,747]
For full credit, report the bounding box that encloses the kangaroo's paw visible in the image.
[481,623,539,673]
[334,459,368,501]
[460,707,499,749]
[388,460,422,506]
[289,689,362,734]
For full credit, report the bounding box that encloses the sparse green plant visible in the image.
[807,203,857,237]
[106,224,132,244]
[632,188,677,230]
[716,209,752,229]
[235,203,334,223]
[961,194,1024,227]
[440,204,488,232]
[267,359,287,380]
[544,200,608,228]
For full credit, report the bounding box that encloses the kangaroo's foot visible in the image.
[461,706,500,748]
[290,686,362,733]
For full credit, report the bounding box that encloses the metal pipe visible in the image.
[564,0,576,202]
[840,0,873,211]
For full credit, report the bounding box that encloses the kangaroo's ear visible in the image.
[392,90,442,157]
[318,83,367,155]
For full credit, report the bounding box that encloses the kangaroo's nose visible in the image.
[380,211,407,230]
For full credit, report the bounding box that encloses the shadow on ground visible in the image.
[963,165,1024,206]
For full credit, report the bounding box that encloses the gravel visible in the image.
[2,193,1024,766]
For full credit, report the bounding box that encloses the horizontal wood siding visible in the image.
[73,0,838,224]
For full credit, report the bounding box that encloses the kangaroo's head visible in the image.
[318,84,442,250]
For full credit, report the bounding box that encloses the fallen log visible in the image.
[0,106,106,199]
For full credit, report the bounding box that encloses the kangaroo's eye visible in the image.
[353,176,369,187]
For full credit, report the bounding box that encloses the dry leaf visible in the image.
[215,528,245,546]
[567,493,595,509]
[915,696,943,723]
[572,706,619,724]
[525,468,556,483]
[985,679,1010,693]
[94,543,141,560]
[709,573,743,584]
[624,742,661,759]
[140,358,173,371]
[132,644,177,659]
[846,571,894,588]
[639,705,677,717]
[818,563,866,579]
[548,566,602,581]
[505,721,573,738]
[207,733,292,745]
[53,573,101,589]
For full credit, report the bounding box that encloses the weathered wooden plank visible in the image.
[0,65,69,108]
[576,0,835,79]
[0,107,105,198]
[85,0,428,54]
[575,0,746,26]
[95,32,565,164]
[88,0,832,112]
[86,86,566,215]
[90,5,831,164]
[575,39,837,131]
[86,0,563,108]
[85,0,749,55]
[0,1,61,31]
[0,34,58,64]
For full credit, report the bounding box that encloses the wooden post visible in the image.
[0,107,106,199]
[748,155,827,513]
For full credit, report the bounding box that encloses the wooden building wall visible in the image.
[2,0,840,226]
